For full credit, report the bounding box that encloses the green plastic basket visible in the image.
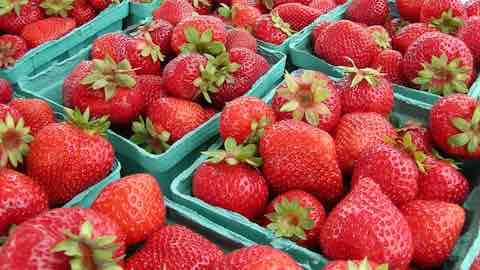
[0,1,129,85]
[127,0,162,26]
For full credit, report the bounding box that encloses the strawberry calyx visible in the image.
[0,113,32,168]
[202,137,263,167]
[138,32,165,63]
[130,116,170,154]
[448,104,480,153]
[346,258,389,270]
[65,107,110,137]
[217,4,231,19]
[412,54,470,96]
[340,60,383,88]
[39,0,74,17]
[395,132,428,173]
[245,115,271,144]
[430,9,464,34]
[180,27,226,56]
[278,71,331,127]
[271,12,295,36]
[265,197,314,241]
[370,29,391,50]
[52,221,123,270]
[80,55,137,101]
[0,41,17,68]
[0,0,28,16]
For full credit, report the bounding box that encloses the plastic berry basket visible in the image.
[127,0,162,26]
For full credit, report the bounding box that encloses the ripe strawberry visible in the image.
[153,0,195,26]
[366,25,392,50]
[126,33,164,75]
[20,17,76,48]
[273,3,323,31]
[134,19,174,58]
[163,53,208,100]
[323,259,385,270]
[26,108,115,205]
[0,103,21,120]
[253,13,294,45]
[334,112,397,174]
[225,28,257,52]
[392,23,437,54]
[0,207,126,269]
[263,190,326,248]
[320,178,414,269]
[259,120,343,203]
[88,0,117,11]
[400,200,465,268]
[0,34,27,68]
[457,16,480,65]
[40,0,96,25]
[0,105,32,169]
[308,0,335,13]
[9,98,56,135]
[222,3,262,31]
[420,0,467,34]
[397,122,433,153]
[402,32,474,96]
[0,169,48,236]
[383,17,409,37]
[126,224,223,270]
[0,0,44,34]
[62,61,90,107]
[211,245,302,269]
[136,74,167,108]
[429,94,480,158]
[396,0,425,22]
[271,70,341,132]
[0,79,12,103]
[92,173,166,245]
[91,32,130,62]
[190,0,212,14]
[311,21,331,43]
[371,49,403,85]
[220,96,275,144]
[345,0,389,26]
[314,20,380,68]
[466,0,480,17]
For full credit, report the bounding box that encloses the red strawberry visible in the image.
[153,0,195,26]
[273,3,323,31]
[9,98,56,135]
[308,0,336,13]
[259,120,343,203]
[134,19,174,58]
[420,0,467,34]
[397,122,433,153]
[0,105,32,169]
[400,200,465,268]
[0,79,12,103]
[429,94,480,158]
[0,207,126,269]
[366,25,392,50]
[227,3,262,31]
[20,17,76,48]
[136,74,167,108]
[384,17,409,37]
[126,33,164,75]
[91,32,130,62]
[62,61,90,107]
[0,34,27,68]
[0,103,21,120]
[40,0,96,25]
[320,178,414,269]
[466,0,480,17]
[88,0,116,11]
[334,112,397,174]
[271,70,341,132]
[402,32,474,96]
[345,0,389,26]
[371,49,403,85]
[220,96,275,144]
[323,259,384,270]
[211,245,302,270]
[311,21,331,43]
[190,0,212,14]
[126,224,223,270]
[0,0,44,34]
[314,20,380,68]
[396,0,425,22]
[457,16,480,65]
[225,28,257,52]
[392,23,438,54]
[263,190,326,248]
[253,13,294,45]
[92,173,166,245]
[26,108,115,206]
[0,169,48,236]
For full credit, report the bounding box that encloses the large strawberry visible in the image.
[225,28,257,52]
[259,119,343,203]
[420,0,466,34]
[466,0,480,17]
[400,200,465,268]
[134,19,174,58]
[0,208,125,269]
[126,33,164,75]
[396,0,425,22]
[0,79,12,103]
[253,13,295,45]
[392,22,438,54]
[90,32,130,63]
[320,178,414,269]
[457,16,480,65]
[323,259,386,270]
[26,108,115,206]
[0,104,32,169]
[345,0,389,26]
[126,224,223,269]
[10,98,56,135]
[153,0,195,26]
[273,3,323,31]
[40,0,96,25]
[271,70,341,132]
[402,32,474,96]
[21,17,76,48]
[371,49,403,85]
[0,0,44,34]
[0,34,27,68]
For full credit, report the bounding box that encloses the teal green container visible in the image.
[127,0,162,26]
[0,1,129,85]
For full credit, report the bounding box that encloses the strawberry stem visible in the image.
[130,116,170,154]
[65,107,110,137]
[202,137,262,167]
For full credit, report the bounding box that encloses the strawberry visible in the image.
[311,21,331,43]
[26,108,115,206]
[384,17,409,37]
[397,121,433,153]
[273,3,323,31]
[220,96,275,144]
[194,138,268,220]
[466,0,480,17]
[366,25,391,50]
[308,0,336,13]
[402,32,474,96]
[134,19,174,58]
[263,190,326,248]
[0,79,12,103]
[392,22,438,54]
[345,0,389,26]
[396,0,424,22]
[259,120,343,203]
[371,49,403,85]
[126,224,223,270]
[211,245,302,269]
[91,32,130,63]
[420,0,467,34]
[88,0,117,11]
[153,0,195,26]
[170,15,226,55]
[320,178,414,269]
[0,169,48,236]
[253,13,295,45]
[225,28,257,52]
[92,173,166,245]
[40,0,96,25]
[136,74,167,108]
[338,65,393,116]
[271,70,341,132]
[0,207,126,269]
[126,33,164,75]
[9,98,56,135]
[457,16,480,65]
[0,105,32,169]
[334,112,397,174]
[68,0,97,25]
[314,20,380,68]
[20,17,76,48]
[219,3,262,31]
[190,0,212,14]
[62,61,90,107]
[0,103,21,120]
[429,94,480,158]
[323,259,385,270]
[0,0,44,34]
[400,200,465,268]
[0,34,27,68]
[129,116,171,154]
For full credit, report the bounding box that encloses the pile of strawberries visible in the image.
[312,0,480,97]
[0,0,122,69]
[191,68,480,269]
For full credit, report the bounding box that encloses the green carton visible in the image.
[127,0,162,26]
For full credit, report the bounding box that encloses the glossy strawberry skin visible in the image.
[253,14,289,45]
[396,0,424,22]
[0,104,21,121]
[91,33,130,63]
[88,0,112,11]
[0,1,44,34]
[308,0,336,13]
[371,49,403,85]
[311,21,332,43]
[231,4,261,30]
[0,79,13,103]
[392,23,438,54]
[466,0,480,17]
[163,53,208,100]
[225,28,257,52]
[136,74,167,109]
[457,16,480,65]
[20,17,76,48]
[153,0,195,26]
[69,0,97,25]
[273,3,323,31]
[125,37,162,75]
[9,98,56,135]
[420,0,467,25]
[345,0,389,26]
[0,35,28,68]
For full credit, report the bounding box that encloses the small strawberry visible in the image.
[392,23,438,54]
[219,3,262,31]
[153,0,195,26]
[323,259,386,270]
[40,0,96,25]
[420,0,467,34]
[397,121,433,153]
[91,32,130,62]
[9,98,56,135]
[345,0,389,26]
[308,0,336,13]
[366,25,392,50]
[396,0,425,22]
[0,0,44,34]
[371,49,403,85]
[273,3,323,31]
[225,28,257,52]
[20,17,76,48]
[136,74,167,108]
[190,0,212,14]
[0,34,27,68]
[466,0,480,17]
[457,16,480,65]
[88,0,118,11]
[134,19,174,58]
[253,13,295,45]
[0,78,12,103]
[0,105,32,169]
[400,200,465,268]
[126,33,164,75]
[311,21,331,43]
